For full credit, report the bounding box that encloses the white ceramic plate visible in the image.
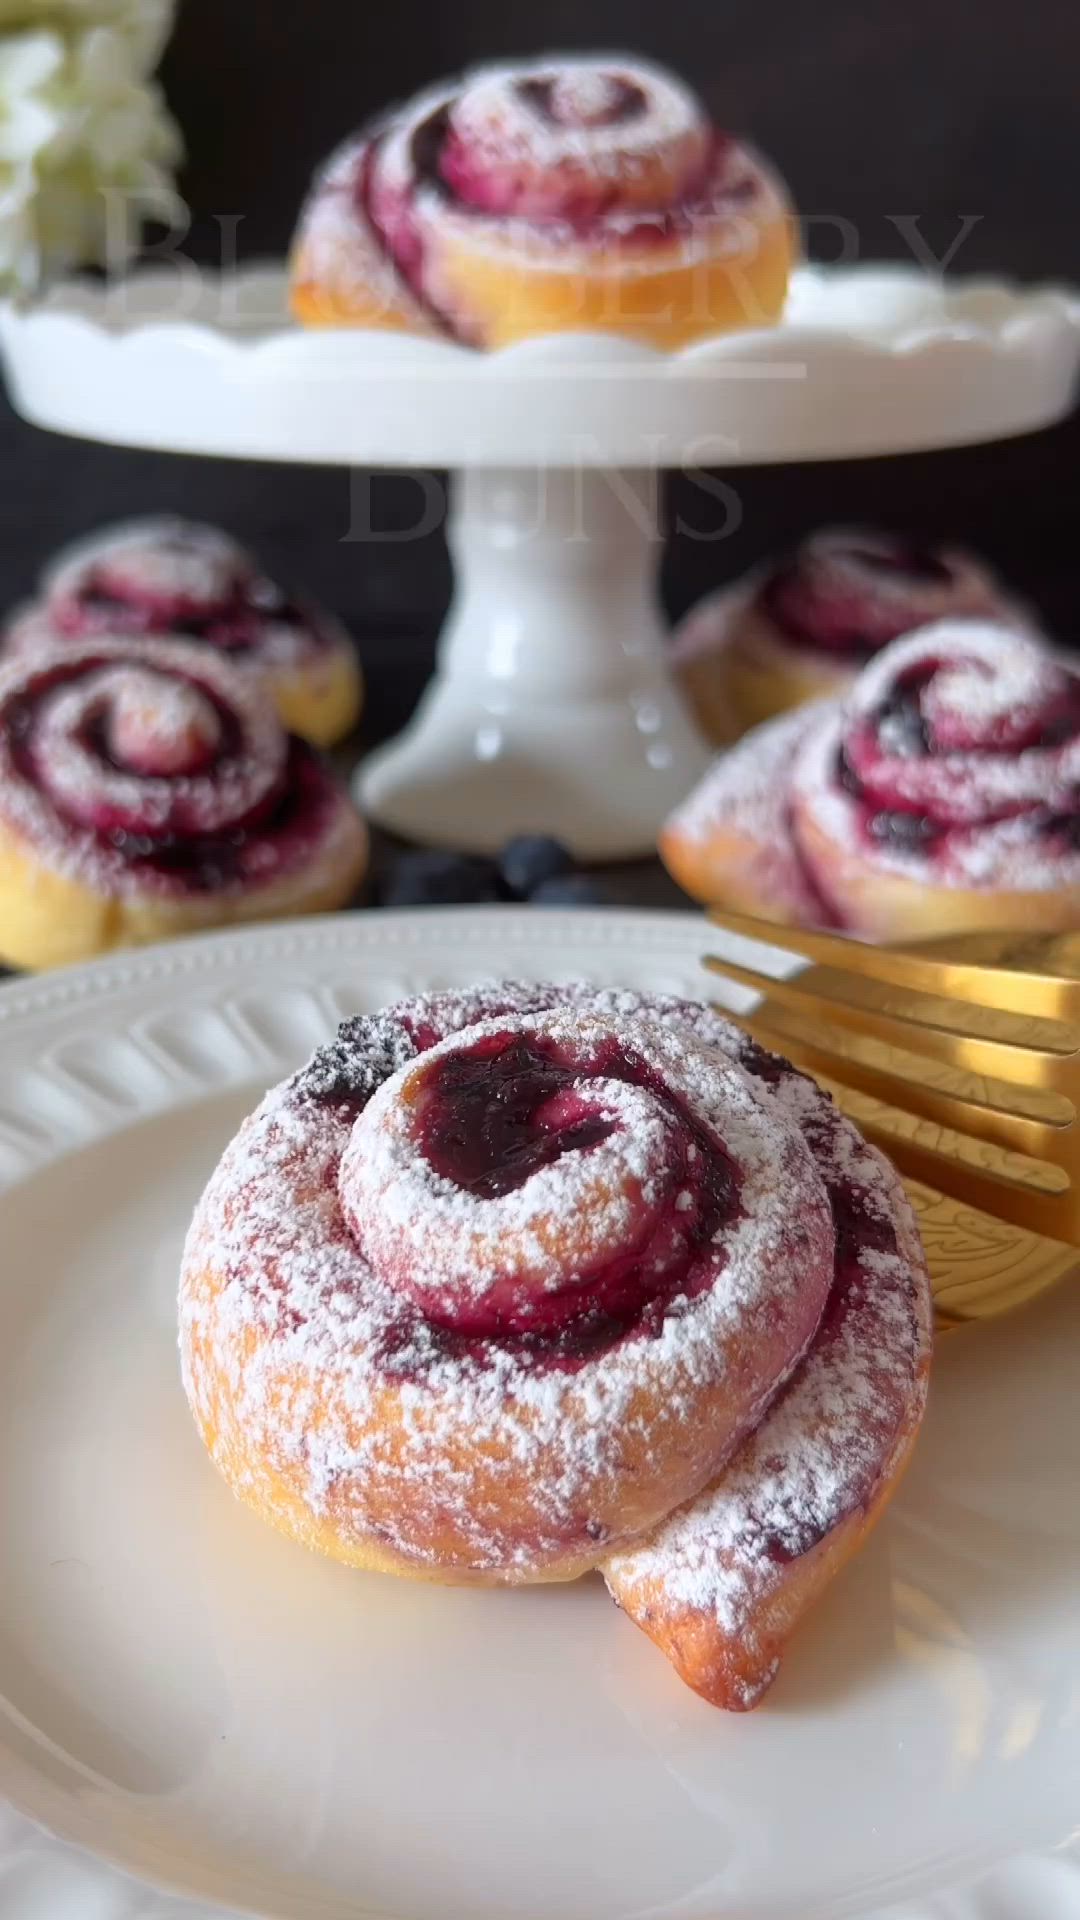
[2,264,1078,465]
[0,908,1078,1920]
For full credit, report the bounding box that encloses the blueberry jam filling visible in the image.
[76,572,234,634]
[78,584,137,620]
[1039,810,1080,849]
[835,746,864,798]
[409,103,453,199]
[358,81,750,345]
[110,823,254,888]
[760,567,869,656]
[359,129,459,339]
[764,546,950,657]
[835,667,943,856]
[294,1016,416,1115]
[872,670,934,756]
[170,608,254,648]
[359,1028,743,1372]
[73,573,312,653]
[838,661,1080,857]
[102,740,329,890]
[5,659,336,891]
[733,1036,791,1088]
[418,1033,618,1198]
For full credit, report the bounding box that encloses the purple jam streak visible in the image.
[312,1026,745,1372]
[399,1030,741,1343]
[418,1034,615,1198]
[103,740,337,892]
[355,86,754,350]
[872,672,934,756]
[67,572,316,656]
[833,661,1080,861]
[3,656,343,896]
[763,541,954,658]
[417,1030,735,1229]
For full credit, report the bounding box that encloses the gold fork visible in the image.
[702,910,1080,1327]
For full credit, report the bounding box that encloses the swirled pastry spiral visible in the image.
[180,982,930,1709]
[5,518,362,748]
[662,618,1080,940]
[290,55,794,349]
[0,636,368,969]
[674,528,1021,743]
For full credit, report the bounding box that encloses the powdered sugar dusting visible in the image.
[672,704,826,845]
[671,577,757,665]
[673,530,1021,673]
[849,618,1050,722]
[179,984,850,1579]
[30,655,282,836]
[292,54,785,340]
[0,637,363,904]
[448,55,703,171]
[604,1067,932,1698]
[45,516,244,608]
[292,129,436,332]
[768,529,1018,650]
[663,704,836,923]
[341,1008,820,1321]
[794,622,1080,890]
[668,618,1080,924]
[345,1022,673,1304]
[4,516,356,681]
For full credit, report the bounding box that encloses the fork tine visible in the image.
[706,907,1080,1021]
[733,1008,1075,1160]
[844,1121,1076,1243]
[704,954,1080,1087]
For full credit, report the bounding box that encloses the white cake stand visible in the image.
[2,262,1078,856]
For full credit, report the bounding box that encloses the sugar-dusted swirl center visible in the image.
[359,54,766,315]
[48,521,318,657]
[339,1014,747,1338]
[828,620,1080,854]
[0,636,359,904]
[762,528,1002,657]
[12,646,285,841]
[432,58,714,223]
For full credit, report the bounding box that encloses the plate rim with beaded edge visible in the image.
[0,906,1077,1920]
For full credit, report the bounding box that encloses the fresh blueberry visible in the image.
[498,834,574,900]
[530,874,601,907]
[380,850,503,908]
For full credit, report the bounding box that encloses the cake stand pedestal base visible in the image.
[356,466,711,859]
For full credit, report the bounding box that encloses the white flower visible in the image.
[0,1,175,74]
[0,29,63,159]
[0,4,183,293]
[0,0,172,65]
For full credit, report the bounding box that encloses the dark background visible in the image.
[1,0,1078,754]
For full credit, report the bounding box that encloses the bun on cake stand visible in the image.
[2,261,1077,857]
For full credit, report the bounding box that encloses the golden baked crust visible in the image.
[179,983,931,1707]
[290,57,794,350]
[0,635,367,970]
